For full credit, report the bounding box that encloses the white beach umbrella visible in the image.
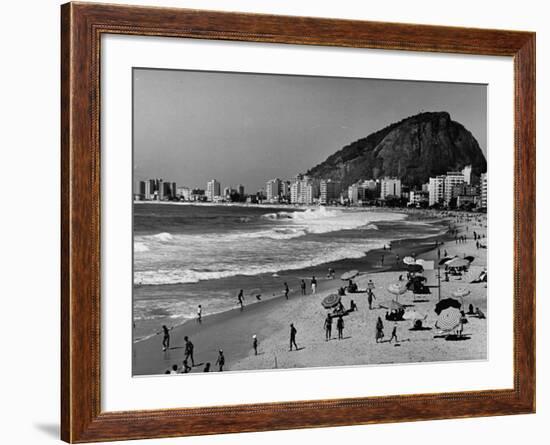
[403,256,416,265]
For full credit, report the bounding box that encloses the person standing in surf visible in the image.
[159,325,171,351]
[284,282,290,300]
[300,279,306,295]
[197,304,202,324]
[237,289,244,310]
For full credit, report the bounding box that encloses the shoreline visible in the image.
[132,224,453,375]
[132,214,449,343]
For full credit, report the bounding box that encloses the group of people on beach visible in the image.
[160,329,226,374]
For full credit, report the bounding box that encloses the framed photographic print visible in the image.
[61,2,535,442]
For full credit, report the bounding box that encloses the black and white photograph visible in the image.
[132,68,488,376]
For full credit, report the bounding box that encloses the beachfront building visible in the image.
[480,172,488,209]
[320,179,341,205]
[206,179,221,201]
[266,178,282,203]
[428,175,445,206]
[462,165,473,185]
[444,172,465,205]
[237,184,245,198]
[380,177,401,199]
[190,188,205,201]
[176,186,190,200]
[409,190,429,207]
[290,174,319,204]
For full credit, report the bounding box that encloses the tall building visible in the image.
[237,184,245,198]
[428,176,445,206]
[158,179,164,200]
[223,187,231,199]
[206,179,221,201]
[289,174,318,204]
[461,165,472,185]
[162,181,173,200]
[480,172,488,208]
[380,177,401,199]
[266,178,282,202]
[320,179,341,205]
[444,172,465,205]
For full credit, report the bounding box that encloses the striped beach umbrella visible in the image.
[322,293,341,309]
[388,283,408,297]
[435,307,462,332]
[340,270,359,281]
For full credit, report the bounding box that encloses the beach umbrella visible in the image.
[322,293,341,309]
[446,258,470,268]
[464,255,475,263]
[388,299,404,310]
[340,270,359,281]
[388,283,408,296]
[403,256,416,265]
[434,297,462,315]
[439,257,453,265]
[403,309,426,321]
[452,287,470,298]
[435,307,462,331]
[407,264,424,273]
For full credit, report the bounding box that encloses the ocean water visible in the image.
[133,203,445,341]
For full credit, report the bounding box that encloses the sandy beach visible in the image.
[133,211,487,376]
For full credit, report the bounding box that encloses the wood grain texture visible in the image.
[60,2,536,442]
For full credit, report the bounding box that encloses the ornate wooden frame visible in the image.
[61,2,536,442]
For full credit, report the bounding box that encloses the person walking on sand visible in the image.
[367,288,376,310]
[389,323,399,343]
[237,289,244,310]
[184,336,195,366]
[300,279,306,295]
[324,314,332,341]
[215,350,225,372]
[336,316,345,340]
[284,282,290,300]
[375,317,384,343]
[197,304,202,324]
[159,325,171,351]
[289,323,298,351]
[311,276,317,294]
[253,334,258,355]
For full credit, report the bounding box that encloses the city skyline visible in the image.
[134,69,487,192]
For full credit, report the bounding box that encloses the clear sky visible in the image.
[134,68,487,193]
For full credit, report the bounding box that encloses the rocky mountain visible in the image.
[306,111,486,189]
